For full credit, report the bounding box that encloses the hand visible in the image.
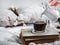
[49,0,60,6]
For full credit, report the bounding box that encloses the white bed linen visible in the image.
[0,26,23,45]
[0,25,60,45]
[0,9,17,26]
[16,5,45,23]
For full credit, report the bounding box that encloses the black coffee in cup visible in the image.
[34,21,46,32]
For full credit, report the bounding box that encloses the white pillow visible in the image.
[0,9,17,26]
[17,5,45,23]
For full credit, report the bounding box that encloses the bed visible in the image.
[0,4,60,45]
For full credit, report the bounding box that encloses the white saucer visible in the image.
[31,29,48,34]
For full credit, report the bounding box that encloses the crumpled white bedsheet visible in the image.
[0,26,60,45]
[0,26,23,45]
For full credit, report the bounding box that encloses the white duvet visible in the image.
[0,26,60,45]
[0,27,23,45]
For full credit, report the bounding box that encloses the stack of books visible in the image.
[20,28,59,45]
